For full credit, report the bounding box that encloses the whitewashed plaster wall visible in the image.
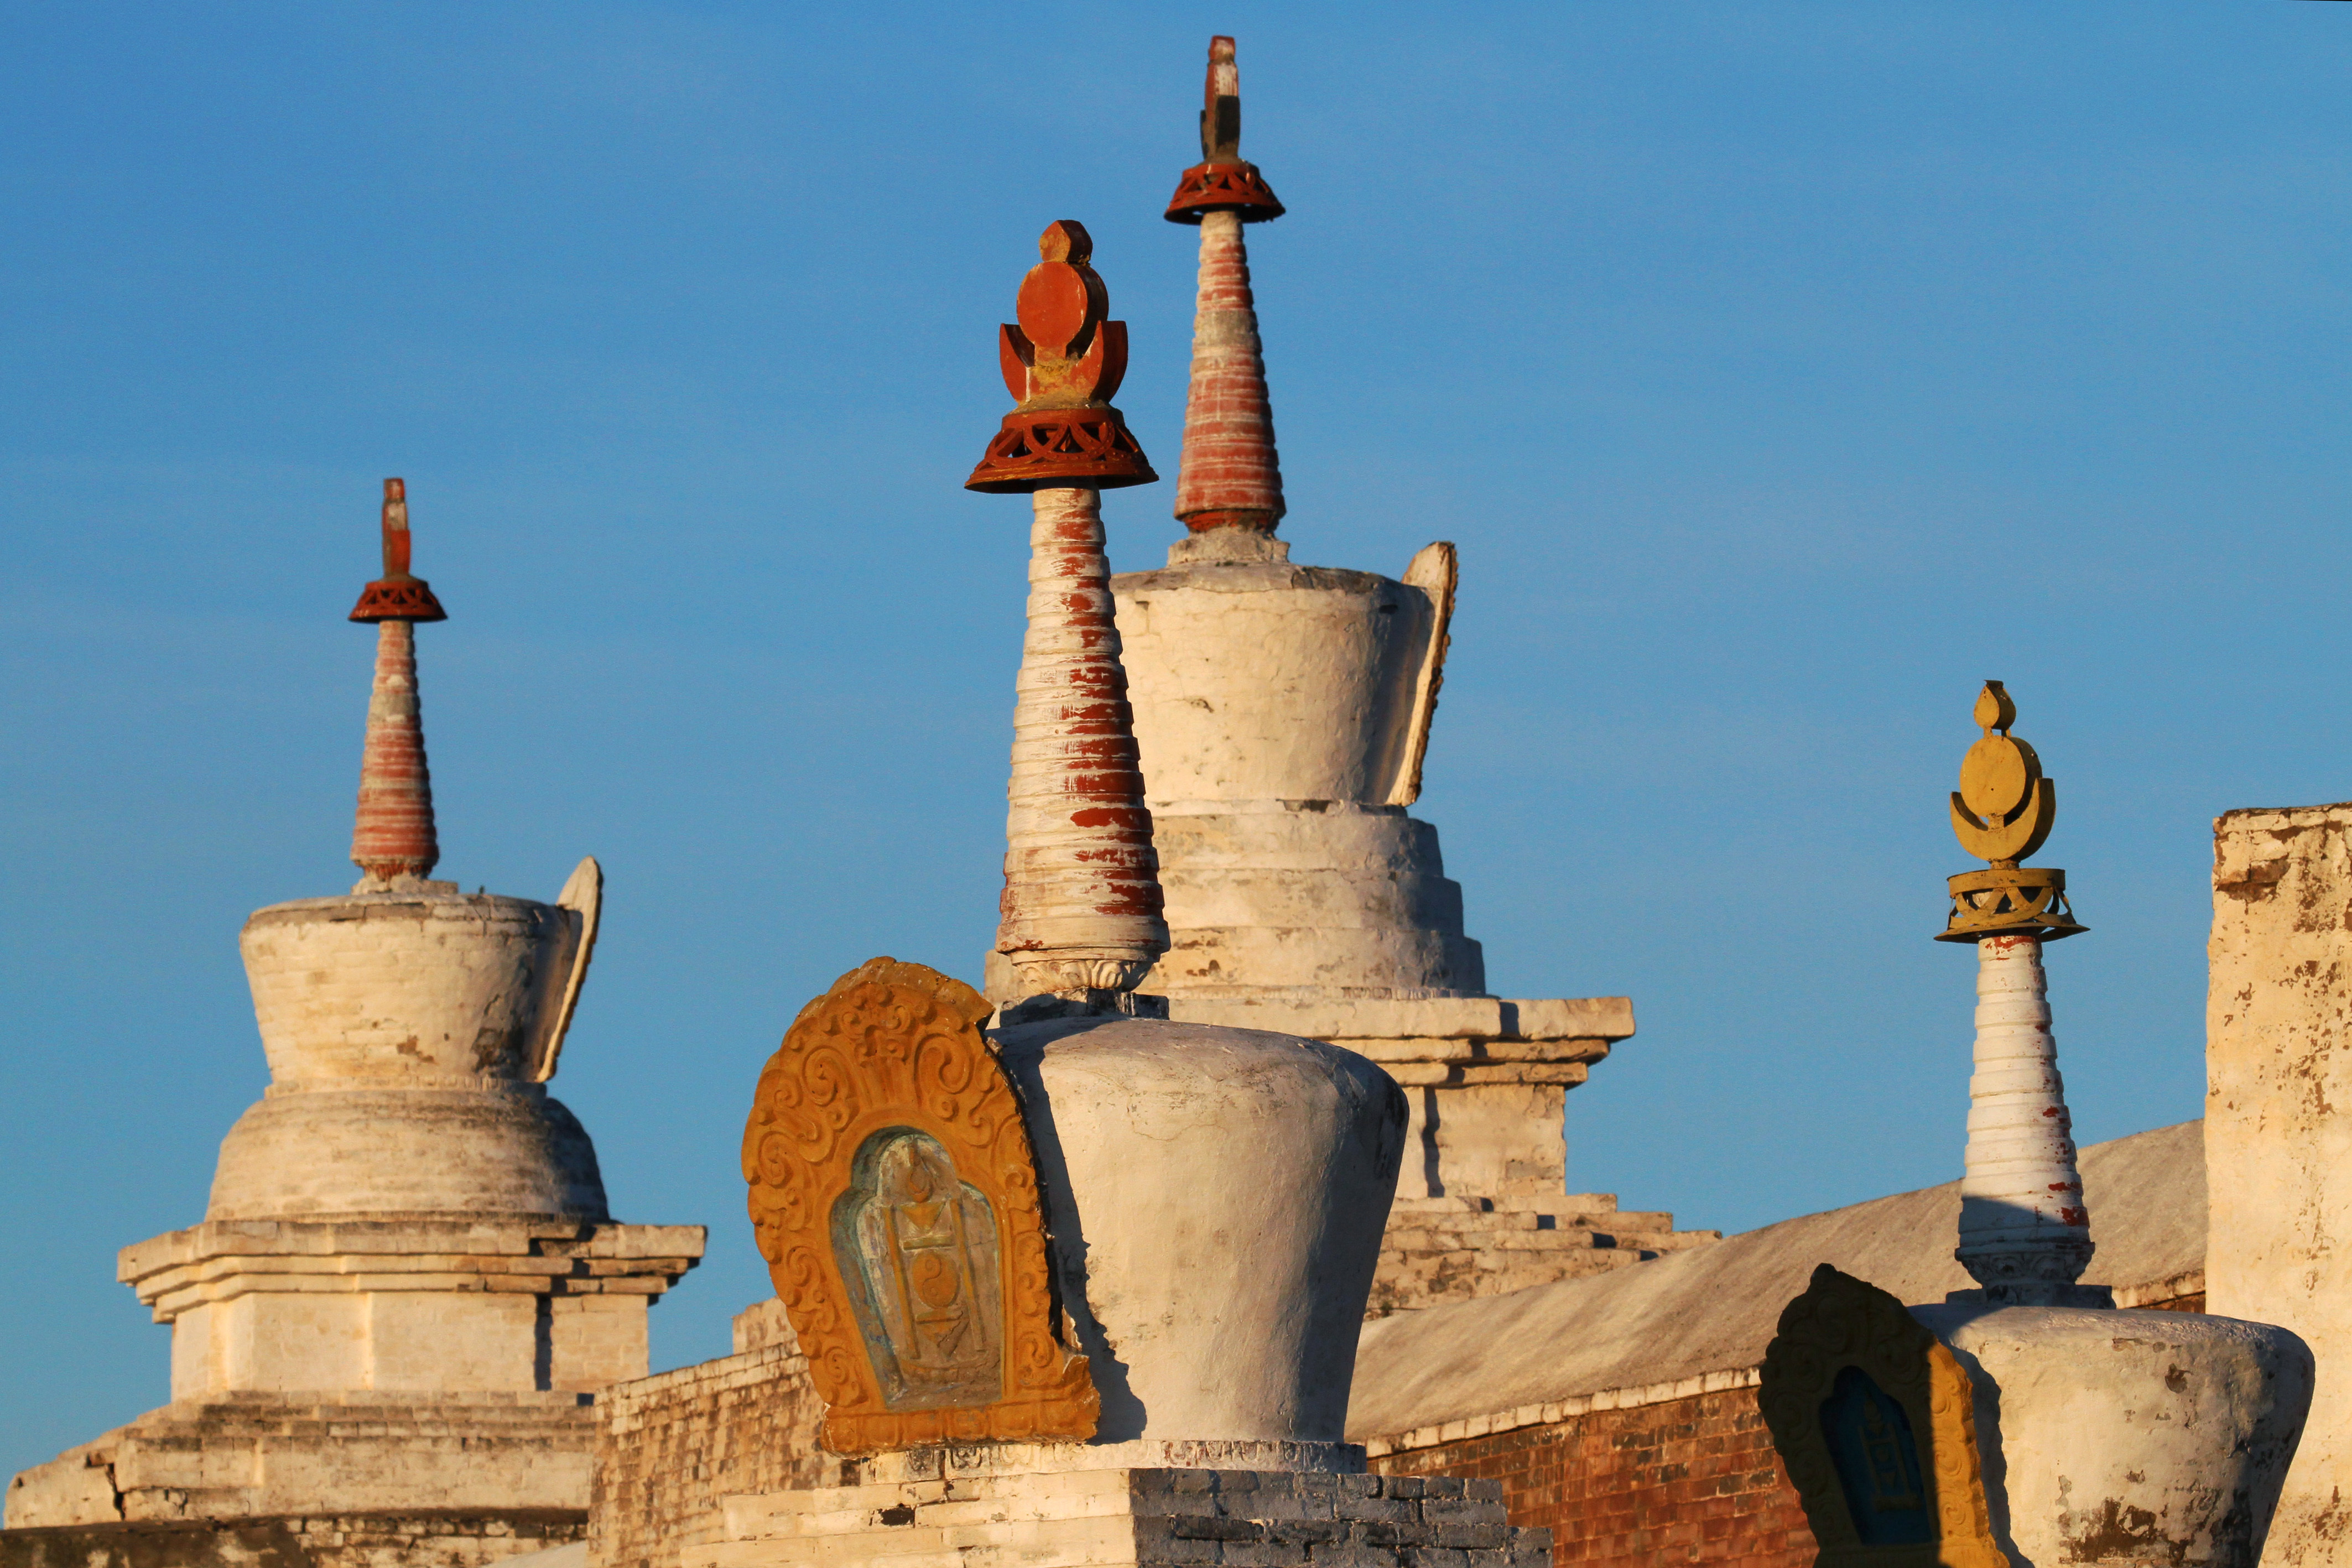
[2208,804,2352,1566]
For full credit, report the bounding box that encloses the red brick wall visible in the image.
[1367,1385,1814,1568]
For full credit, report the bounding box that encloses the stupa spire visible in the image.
[965,222,1168,1012]
[347,478,446,887]
[1937,680,2096,1304]
[1165,36,1285,539]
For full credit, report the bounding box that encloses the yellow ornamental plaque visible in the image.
[741,957,1097,1452]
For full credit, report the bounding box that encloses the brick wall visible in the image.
[1367,1385,1813,1568]
[1361,1277,2208,1565]
[586,1342,842,1568]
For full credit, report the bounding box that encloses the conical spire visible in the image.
[347,479,445,887]
[1938,681,2099,1305]
[967,222,1169,1013]
[1167,36,1284,539]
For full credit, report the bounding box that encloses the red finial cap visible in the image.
[1165,37,1284,224]
[966,222,1159,493]
[349,479,447,622]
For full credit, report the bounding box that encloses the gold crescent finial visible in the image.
[1938,681,2085,942]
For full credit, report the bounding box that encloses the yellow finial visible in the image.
[1973,680,2016,736]
[1937,681,2085,942]
[1950,681,2052,866]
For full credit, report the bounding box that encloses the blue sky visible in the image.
[5,2,2349,1482]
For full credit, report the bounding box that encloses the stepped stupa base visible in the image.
[1162,996,1721,1314]
[689,1443,1549,1568]
[4,1391,599,1554]
[1372,1194,1721,1319]
[117,1217,701,1404]
[0,1510,585,1568]
[1161,994,1629,1182]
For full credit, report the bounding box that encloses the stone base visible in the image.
[1154,993,1631,1202]
[1371,1195,1721,1319]
[6,1393,596,1528]
[1942,1283,2115,1309]
[0,1512,584,1568]
[1143,805,1489,997]
[120,1217,703,1403]
[1911,1303,2312,1566]
[689,1445,1549,1568]
[1164,530,1290,566]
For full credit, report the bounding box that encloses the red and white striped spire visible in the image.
[1165,36,1286,539]
[965,222,1168,1012]
[347,479,446,886]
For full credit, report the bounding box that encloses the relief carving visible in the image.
[835,1128,1003,1409]
[741,957,1096,1452]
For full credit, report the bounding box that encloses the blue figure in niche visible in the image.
[830,1128,1004,1411]
[1820,1364,1933,1545]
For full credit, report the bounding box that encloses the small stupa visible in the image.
[709,222,1550,1567]
[1757,684,2312,1568]
[4,483,703,1564]
[1009,38,1719,1314]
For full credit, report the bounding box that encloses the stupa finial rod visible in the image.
[966,223,1168,1014]
[1165,36,1285,540]
[1938,681,2099,1304]
[1164,36,1284,225]
[347,479,445,888]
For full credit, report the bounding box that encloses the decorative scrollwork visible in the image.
[1164,160,1285,223]
[740,956,1097,1454]
[1007,955,1155,996]
[1939,867,2086,944]
[966,410,1157,493]
[348,577,446,622]
[1757,1265,2008,1568]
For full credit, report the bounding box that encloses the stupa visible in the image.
[1756,684,2311,1567]
[697,221,1549,1567]
[980,38,1719,1314]
[4,483,704,1566]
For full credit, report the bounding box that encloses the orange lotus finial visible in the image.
[966,222,1158,493]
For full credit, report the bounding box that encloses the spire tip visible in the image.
[350,478,446,622]
[1166,35,1284,223]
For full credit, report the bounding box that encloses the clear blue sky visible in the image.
[5,2,2349,1482]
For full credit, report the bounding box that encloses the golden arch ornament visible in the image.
[1758,1265,2007,1568]
[741,957,1096,1452]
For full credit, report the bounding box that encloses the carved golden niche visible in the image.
[741,957,1097,1453]
[1758,1265,2008,1568]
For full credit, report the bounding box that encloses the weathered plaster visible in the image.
[990,1015,1406,1443]
[1916,1303,2311,1567]
[2207,803,2352,1566]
